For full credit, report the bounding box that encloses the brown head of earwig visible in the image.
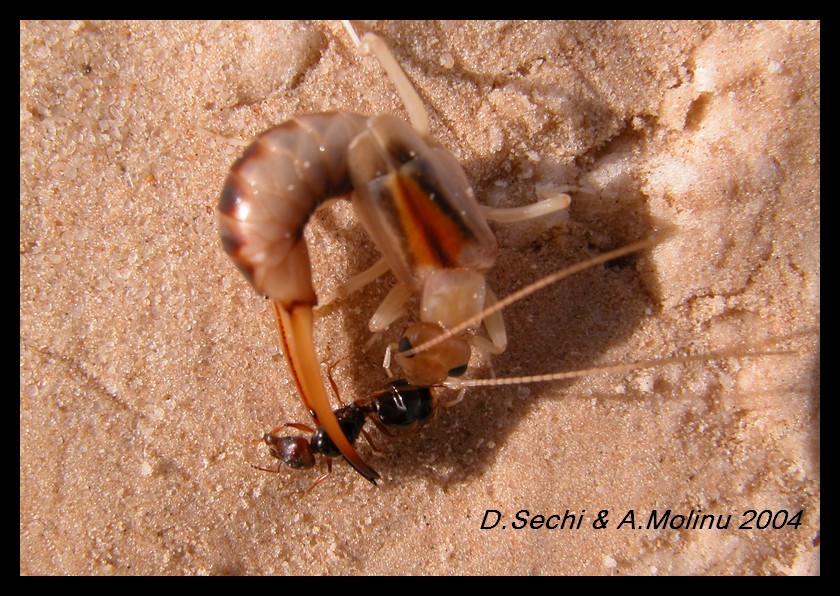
[393,322,471,387]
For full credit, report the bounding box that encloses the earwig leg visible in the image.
[319,256,390,308]
[369,282,412,333]
[465,286,507,378]
[478,287,507,355]
[381,343,397,377]
[442,388,467,408]
[471,335,505,358]
[342,20,429,136]
[195,126,251,147]
[482,192,571,224]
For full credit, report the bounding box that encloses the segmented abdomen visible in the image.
[218,111,369,308]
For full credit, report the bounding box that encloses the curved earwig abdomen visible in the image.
[218,111,369,308]
[218,111,382,484]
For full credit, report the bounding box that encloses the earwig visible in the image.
[218,21,568,483]
[219,23,795,490]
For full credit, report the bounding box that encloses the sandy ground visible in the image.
[20,21,819,575]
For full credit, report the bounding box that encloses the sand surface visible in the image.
[20,21,819,575]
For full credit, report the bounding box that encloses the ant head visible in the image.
[263,434,316,469]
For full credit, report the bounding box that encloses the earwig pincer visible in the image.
[218,21,569,483]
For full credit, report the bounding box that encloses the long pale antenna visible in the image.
[443,348,794,390]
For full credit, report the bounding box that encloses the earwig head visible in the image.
[263,434,316,470]
[394,322,471,386]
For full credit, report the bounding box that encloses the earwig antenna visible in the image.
[341,19,363,47]
[443,348,795,390]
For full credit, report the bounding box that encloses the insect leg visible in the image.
[303,459,334,495]
[482,192,571,224]
[368,283,413,333]
[319,256,390,308]
[342,20,429,136]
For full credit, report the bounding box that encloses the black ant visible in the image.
[253,379,437,492]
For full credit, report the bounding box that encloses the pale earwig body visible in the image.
[219,110,507,483]
[218,23,566,484]
[219,23,797,492]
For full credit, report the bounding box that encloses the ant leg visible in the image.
[367,416,404,439]
[278,422,315,434]
[303,459,333,494]
[326,359,349,406]
[342,20,429,136]
[251,463,282,473]
[360,428,383,453]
